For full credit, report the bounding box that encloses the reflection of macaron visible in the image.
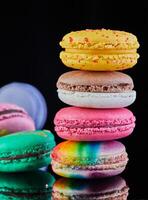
[0,103,35,134]
[0,82,47,129]
[0,171,55,200]
[54,107,135,141]
[57,70,136,108]
[51,140,128,178]
[0,130,56,172]
[59,29,139,71]
[52,176,129,199]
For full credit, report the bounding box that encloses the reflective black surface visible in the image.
[0,0,147,198]
[0,168,147,199]
[52,176,129,199]
[0,170,55,199]
[49,167,148,199]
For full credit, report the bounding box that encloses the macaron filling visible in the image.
[55,124,134,135]
[60,51,139,64]
[55,116,135,127]
[51,152,128,171]
[0,150,50,161]
[65,48,137,54]
[0,108,32,121]
[0,145,52,164]
[57,83,133,93]
[0,109,25,115]
[52,160,127,171]
[55,117,135,135]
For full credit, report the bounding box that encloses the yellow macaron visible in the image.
[59,29,140,71]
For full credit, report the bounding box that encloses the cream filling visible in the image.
[58,89,136,97]
[52,159,128,171]
[66,48,136,55]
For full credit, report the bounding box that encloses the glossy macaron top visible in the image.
[60,29,139,50]
[54,107,135,127]
[51,140,127,165]
[57,71,134,93]
[0,130,55,157]
[0,82,47,129]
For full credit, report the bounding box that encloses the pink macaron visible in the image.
[54,106,135,141]
[0,103,35,135]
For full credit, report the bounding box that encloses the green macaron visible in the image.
[0,130,56,172]
[0,171,55,199]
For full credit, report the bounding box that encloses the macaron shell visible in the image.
[57,70,134,91]
[56,125,134,141]
[57,89,136,108]
[0,155,51,172]
[51,163,126,178]
[0,103,35,134]
[60,29,139,49]
[60,50,139,71]
[51,141,125,164]
[0,130,55,156]
[54,107,135,121]
[0,116,35,133]
[0,103,28,112]
[0,82,47,129]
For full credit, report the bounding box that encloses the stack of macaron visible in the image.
[0,82,56,172]
[51,29,140,179]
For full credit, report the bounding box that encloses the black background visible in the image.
[0,1,147,198]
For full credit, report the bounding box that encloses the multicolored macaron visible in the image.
[59,29,139,71]
[0,103,35,135]
[0,171,55,199]
[57,70,136,108]
[54,106,135,141]
[51,140,128,178]
[0,130,56,172]
[52,176,129,199]
[0,82,47,129]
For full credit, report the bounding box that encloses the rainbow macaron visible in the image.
[51,140,128,178]
[54,106,135,141]
[52,176,129,199]
[57,70,136,108]
[59,29,139,71]
[0,103,35,135]
[0,130,56,172]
